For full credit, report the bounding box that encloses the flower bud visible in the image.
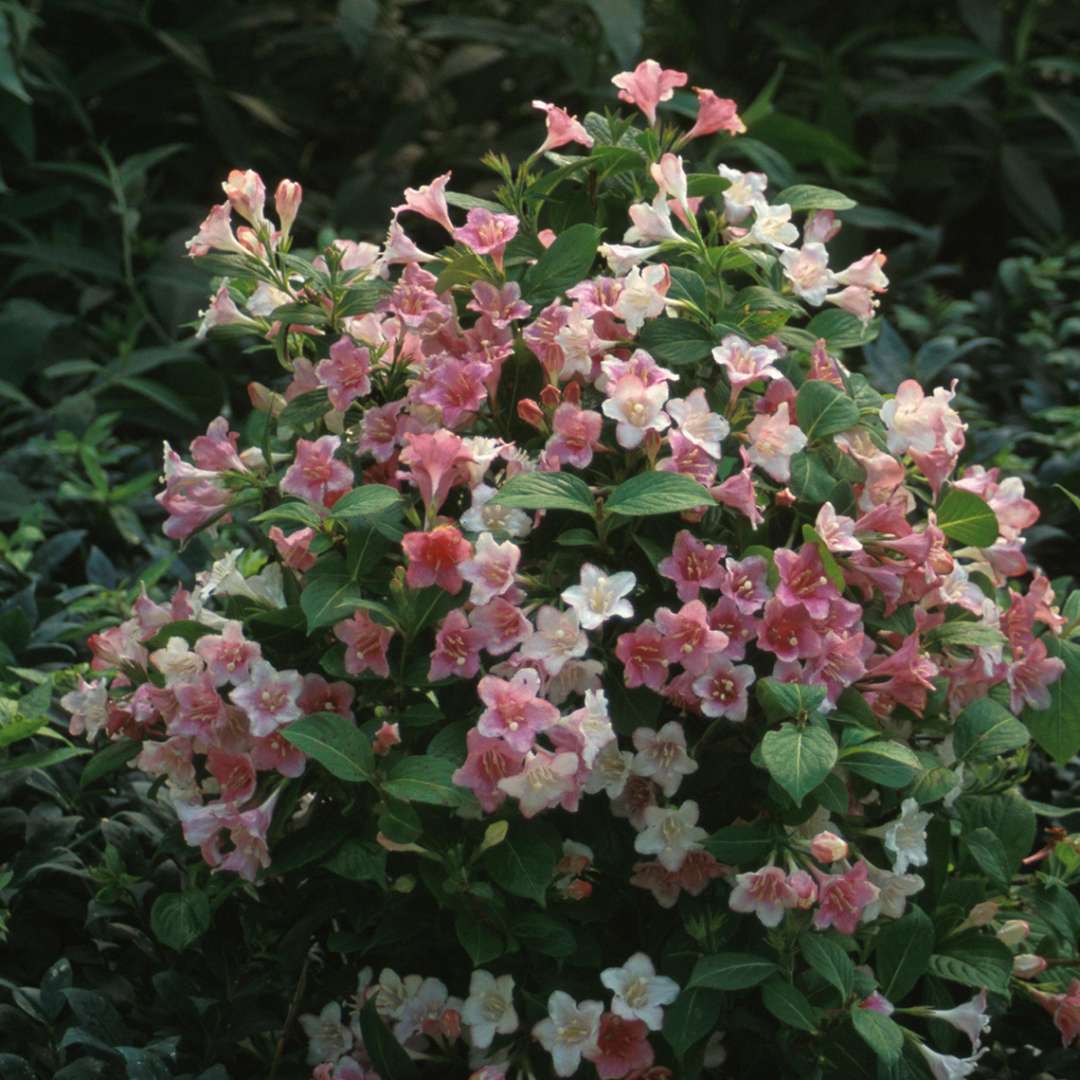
[564,878,593,901]
[222,168,267,227]
[517,398,545,430]
[811,831,849,863]
[372,720,401,756]
[537,228,557,249]
[247,381,285,415]
[1012,953,1048,979]
[539,383,562,410]
[563,379,582,406]
[967,900,999,928]
[774,487,797,507]
[997,919,1030,948]
[275,179,303,236]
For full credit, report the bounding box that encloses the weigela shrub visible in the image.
[63,59,1080,1080]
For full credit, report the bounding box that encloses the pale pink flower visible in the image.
[533,991,603,1077]
[599,242,662,275]
[136,736,196,789]
[916,1043,988,1080]
[394,171,455,234]
[280,435,353,507]
[268,525,317,572]
[195,620,262,685]
[186,202,247,257]
[546,402,603,469]
[624,195,681,244]
[665,388,730,458]
[316,335,371,412]
[612,264,671,335]
[717,165,768,224]
[453,208,519,272]
[692,656,756,721]
[229,660,303,737]
[711,334,783,405]
[611,59,688,125]
[815,502,862,553]
[429,608,485,680]
[452,728,525,812]
[274,179,302,236]
[383,218,436,264]
[157,446,231,539]
[780,243,835,305]
[634,801,707,872]
[825,284,877,323]
[929,991,991,1052]
[812,860,880,934]
[470,596,532,655]
[631,721,698,797]
[834,249,888,292]
[195,281,257,339]
[60,677,109,740]
[250,730,306,777]
[650,153,689,214]
[602,374,670,449]
[399,429,473,515]
[1006,636,1065,713]
[459,532,520,605]
[533,99,594,152]
[811,832,849,863]
[746,402,808,482]
[728,865,798,927]
[334,610,394,678]
[711,446,764,526]
[519,605,588,675]
[467,280,531,327]
[658,530,726,602]
[222,169,267,227]
[498,749,580,817]
[748,201,798,248]
[477,668,558,753]
[685,87,745,141]
[805,210,842,244]
[401,525,472,594]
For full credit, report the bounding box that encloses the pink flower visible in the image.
[453,208,519,272]
[780,243,835,306]
[250,730,306,777]
[631,721,698,797]
[746,402,808,483]
[190,416,246,472]
[186,202,247,257]
[413,353,493,428]
[316,336,371,412]
[373,721,401,756]
[650,153,689,215]
[602,374,670,449]
[611,59,688,125]
[812,860,880,934]
[533,100,594,153]
[297,674,354,718]
[658,430,717,489]
[402,526,472,593]
[274,179,302,236]
[429,608,485,680]
[774,544,837,618]
[757,598,823,661]
[1006,636,1065,712]
[1048,979,1080,1048]
[157,447,231,540]
[399,430,473,515]
[334,610,394,678]
[708,597,759,661]
[498,748,580,817]
[665,388,730,459]
[585,1014,655,1079]
[712,334,783,406]
[269,525,317,572]
[222,168,267,227]
[811,832,849,863]
[519,605,588,675]
[195,620,263,685]
[357,399,406,462]
[206,749,256,804]
[476,668,558,753]
[452,728,525,812]
[691,656,756,720]
[470,597,532,655]
[658,530,726,602]
[684,87,745,141]
[711,447,764,526]
[170,674,227,739]
[655,600,728,675]
[612,264,671,335]
[394,171,455,234]
[459,532,520,605]
[217,794,277,881]
[728,866,798,927]
[816,502,862,553]
[546,402,604,468]
[719,555,770,613]
[616,622,668,690]
[280,436,353,507]
[230,660,303,737]
[467,280,531,327]
[834,249,888,293]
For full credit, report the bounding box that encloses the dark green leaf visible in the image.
[953,699,1029,762]
[325,838,386,888]
[1022,637,1080,763]
[455,912,504,965]
[384,756,467,807]
[929,934,1012,995]
[935,489,999,548]
[606,472,714,516]
[850,1005,903,1065]
[704,823,780,865]
[490,471,595,515]
[281,712,374,781]
[521,223,602,305]
[484,819,559,906]
[761,978,818,1033]
[840,740,920,788]
[80,738,140,787]
[776,184,857,211]
[876,906,934,1002]
[689,952,778,990]
[801,932,854,1001]
[636,316,715,365]
[761,720,837,806]
[150,891,210,951]
[756,677,827,722]
[358,998,419,1080]
[662,986,724,1059]
[796,380,860,440]
[329,484,402,522]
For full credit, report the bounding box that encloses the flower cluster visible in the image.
[66,57,1080,1079]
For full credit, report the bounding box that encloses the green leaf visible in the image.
[704,823,781,865]
[923,620,1005,648]
[800,932,854,1001]
[484,819,559,907]
[636,316,715,365]
[281,711,374,781]
[511,912,576,958]
[761,720,837,806]
[928,934,1012,995]
[850,1005,903,1065]
[776,184,857,212]
[761,978,818,1033]
[325,838,386,887]
[80,738,140,787]
[489,471,595,515]
[251,501,323,528]
[796,380,860,440]
[953,699,1030,762]
[756,677,827,723]
[384,756,467,807]
[1022,637,1080,762]
[667,266,709,313]
[150,891,210,951]
[583,0,642,67]
[662,986,724,1060]
[521,223,602,305]
[806,309,877,348]
[955,791,1035,876]
[455,912,504,965]
[0,746,90,774]
[689,952,778,991]
[876,906,934,1002]
[606,472,714,516]
[329,484,402,522]
[840,740,920,788]
[279,388,330,429]
[788,450,836,503]
[935,489,999,548]
[377,797,422,844]
[300,558,397,632]
[358,998,419,1080]
[965,827,1011,888]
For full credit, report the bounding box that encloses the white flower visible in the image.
[532,991,602,1077]
[613,264,671,334]
[583,739,634,798]
[461,437,505,486]
[864,863,925,919]
[298,1002,353,1066]
[544,658,604,705]
[374,968,421,1020]
[555,304,613,380]
[461,970,518,1049]
[497,750,579,817]
[665,387,730,459]
[519,605,588,675]
[59,677,109,740]
[560,688,615,768]
[747,200,798,249]
[561,564,636,630]
[624,194,681,244]
[600,952,680,1031]
[883,798,932,875]
[393,975,449,1043]
[929,990,991,1052]
[461,483,532,538]
[599,242,661,275]
[149,636,206,683]
[631,721,699,797]
[717,164,768,223]
[780,242,835,305]
[634,800,708,871]
[601,373,670,449]
[917,1043,988,1080]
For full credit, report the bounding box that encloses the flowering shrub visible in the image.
[62,59,1080,1080]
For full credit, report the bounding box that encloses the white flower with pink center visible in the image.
[747,201,798,249]
[665,388,730,458]
[459,532,521,605]
[600,952,680,1031]
[711,334,784,406]
[717,164,768,223]
[602,374,670,449]
[561,563,637,631]
[461,483,532,538]
[497,749,580,818]
[631,720,698,797]
[728,865,799,927]
[519,605,588,675]
[746,402,808,482]
[229,659,303,737]
[780,242,835,305]
[612,264,671,334]
[634,800,708,871]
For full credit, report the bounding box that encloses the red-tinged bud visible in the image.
[372,721,401,756]
[537,228,557,248]
[966,900,999,927]
[1013,954,1048,978]
[810,831,848,863]
[775,487,797,507]
[275,179,303,236]
[565,879,592,901]
[247,381,285,416]
[642,428,663,463]
[539,384,562,409]
[563,380,582,406]
[517,398,545,430]
[439,1008,462,1040]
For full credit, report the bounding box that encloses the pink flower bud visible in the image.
[540,384,562,410]
[1013,954,1048,979]
[537,228,557,249]
[811,831,849,864]
[517,398,545,430]
[275,179,303,236]
[774,487,797,507]
[967,900,999,927]
[222,168,267,228]
[247,381,285,415]
[997,919,1031,948]
[372,721,401,756]
[563,380,582,406]
[787,869,817,908]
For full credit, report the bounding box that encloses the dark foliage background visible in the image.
[0,1,1078,1077]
